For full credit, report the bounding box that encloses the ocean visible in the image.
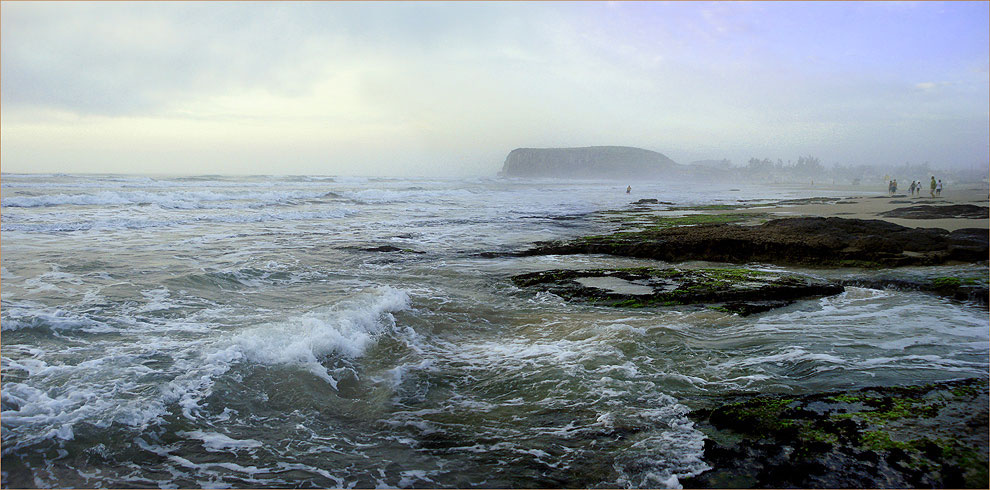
[1,174,987,488]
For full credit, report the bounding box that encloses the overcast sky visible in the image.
[2,1,988,176]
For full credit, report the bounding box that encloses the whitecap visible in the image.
[177,430,263,452]
[232,287,411,387]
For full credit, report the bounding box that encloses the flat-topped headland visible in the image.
[499,146,679,179]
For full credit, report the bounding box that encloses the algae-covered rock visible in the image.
[521,217,989,268]
[511,267,842,314]
[682,378,990,488]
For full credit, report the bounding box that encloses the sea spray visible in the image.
[232,287,411,387]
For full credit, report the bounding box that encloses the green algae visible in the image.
[951,383,986,398]
[828,393,868,404]
[718,397,797,433]
[511,266,836,313]
[613,298,652,308]
[802,427,840,445]
[943,443,990,488]
[687,378,990,488]
[860,429,913,452]
[932,277,963,289]
[831,393,942,425]
[644,213,756,229]
[670,204,751,211]
[592,210,761,231]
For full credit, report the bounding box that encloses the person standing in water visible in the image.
[936,179,943,197]
[626,185,631,194]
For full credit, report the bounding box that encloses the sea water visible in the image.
[2,174,987,488]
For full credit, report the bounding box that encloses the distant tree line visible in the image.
[745,155,824,177]
[699,156,989,185]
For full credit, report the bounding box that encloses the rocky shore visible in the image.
[511,267,842,315]
[521,216,989,268]
[681,378,989,489]
[880,203,990,220]
[505,186,989,488]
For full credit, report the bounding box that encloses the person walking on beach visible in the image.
[908,181,915,195]
[936,179,943,197]
[930,176,937,197]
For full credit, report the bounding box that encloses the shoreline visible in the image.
[712,182,990,232]
[598,184,990,488]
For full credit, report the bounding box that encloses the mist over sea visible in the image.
[2,174,987,488]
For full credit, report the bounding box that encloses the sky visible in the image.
[1,1,988,177]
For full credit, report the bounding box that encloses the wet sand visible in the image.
[727,183,990,232]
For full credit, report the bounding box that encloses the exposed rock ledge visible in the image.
[511,267,843,315]
[682,378,989,488]
[879,204,990,219]
[521,217,989,267]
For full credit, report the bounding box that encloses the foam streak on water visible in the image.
[2,174,987,488]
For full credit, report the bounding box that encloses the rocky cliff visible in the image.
[499,146,679,179]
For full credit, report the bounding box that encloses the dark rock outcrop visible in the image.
[499,146,678,179]
[522,217,989,267]
[682,378,990,489]
[511,267,843,314]
[879,204,990,219]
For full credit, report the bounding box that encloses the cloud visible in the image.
[1,3,342,115]
[1,2,987,175]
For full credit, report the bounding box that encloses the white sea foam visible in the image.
[2,287,413,455]
[397,470,436,487]
[379,359,435,389]
[0,177,345,191]
[736,346,847,367]
[0,189,332,209]
[342,188,476,204]
[1,306,114,333]
[0,208,356,233]
[178,430,263,452]
[2,360,173,453]
[232,287,410,387]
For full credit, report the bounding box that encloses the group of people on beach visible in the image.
[892,176,943,197]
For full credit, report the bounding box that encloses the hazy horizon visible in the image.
[2,1,988,177]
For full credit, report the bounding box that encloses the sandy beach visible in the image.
[725,182,990,232]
